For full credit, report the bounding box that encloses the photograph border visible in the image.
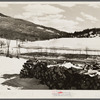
[0,0,100,99]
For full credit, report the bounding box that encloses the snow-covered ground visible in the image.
[1,38,100,55]
[20,38,100,55]
[0,56,26,90]
[0,55,100,90]
[21,38,100,50]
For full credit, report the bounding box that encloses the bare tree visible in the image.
[85,47,88,58]
[6,39,11,57]
[16,39,20,58]
[0,40,6,48]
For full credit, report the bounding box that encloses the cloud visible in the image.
[23,4,64,16]
[0,4,8,7]
[58,3,76,7]
[15,11,79,32]
[32,16,79,32]
[50,19,79,32]
[81,12,98,22]
[15,12,33,19]
[88,3,100,8]
[14,4,64,20]
[76,17,84,22]
[14,4,66,31]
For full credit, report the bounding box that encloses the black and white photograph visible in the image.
[0,2,100,95]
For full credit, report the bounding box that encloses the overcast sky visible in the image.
[0,2,100,32]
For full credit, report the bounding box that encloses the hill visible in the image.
[73,28,100,38]
[0,13,72,41]
[0,13,100,40]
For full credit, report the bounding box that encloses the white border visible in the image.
[0,1,100,99]
[0,90,100,98]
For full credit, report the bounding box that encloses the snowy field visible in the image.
[0,56,26,90]
[1,38,100,55]
[21,38,100,50]
[20,38,100,55]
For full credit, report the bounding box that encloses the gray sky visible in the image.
[0,2,100,32]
